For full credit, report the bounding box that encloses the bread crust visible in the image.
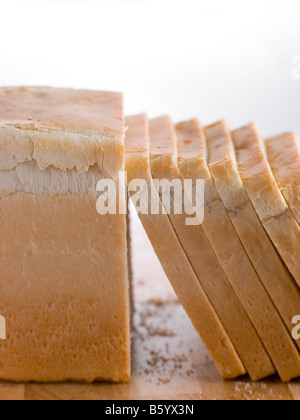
[232,124,300,288]
[266,132,300,226]
[0,87,123,136]
[0,88,124,175]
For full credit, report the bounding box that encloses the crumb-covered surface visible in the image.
[0,210,299,400]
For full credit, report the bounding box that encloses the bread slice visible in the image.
[149,116,274,381]
[0,87,131,383]
[266,132,300,226]
[232,124,300,288]
[125,114,245,380]
[205,121,300,364]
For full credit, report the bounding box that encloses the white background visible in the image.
[1,0,300,136]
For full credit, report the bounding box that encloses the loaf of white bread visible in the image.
[0,87,131,383]
[0,86,299,383]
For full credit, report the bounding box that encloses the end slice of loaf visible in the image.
[0,87,131,383]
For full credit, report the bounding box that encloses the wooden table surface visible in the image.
[1,209,299,400]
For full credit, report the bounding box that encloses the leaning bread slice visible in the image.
[205,121,300,356]
[232,124,300,288]
[149,116,274,381]
[125,114,245,380]
[176,119,299,382]
[266,132,300,226]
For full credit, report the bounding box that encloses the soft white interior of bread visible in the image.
[0,161,102,196]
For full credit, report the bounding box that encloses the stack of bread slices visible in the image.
[125,115,300,382]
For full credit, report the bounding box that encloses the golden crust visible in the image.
[125,114,149,154]
[266,132,300,226]
[0,86,124,136]
[0,87,125,174]
[206,121,233,165]
[232,124,300,288]
[125,114,246,380]
[149,116,177,156]
[176,119,204,159]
